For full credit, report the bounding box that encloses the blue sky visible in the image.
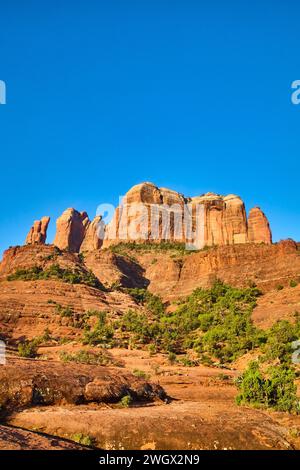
[0,1,299,256]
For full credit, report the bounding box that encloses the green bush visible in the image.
[71,433,94,447]
[168,352,177,364]
[18,338,41,358]
[132,369,150,379]
[59,349,110,365]
[290,280,298,288]
[263,320,300,364]
[236,361,299,413]
[55,304,73,318]
[119,394,132,408]
[123,288,165,317]
[82,311,114,346]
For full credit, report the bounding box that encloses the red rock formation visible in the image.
[25,216,50,245]
[247,207,272,244]
[80,215,103,252]
[103,183,257,248]
[53,208,89,252]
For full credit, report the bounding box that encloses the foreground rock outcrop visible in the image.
[0,359,166,412]
[0,425,86,450]
[25,216,50,245]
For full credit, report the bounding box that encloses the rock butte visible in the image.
[25,182,272,252]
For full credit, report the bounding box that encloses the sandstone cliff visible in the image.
[103,182,271,249]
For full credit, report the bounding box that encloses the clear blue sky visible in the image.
[0,0,299,256]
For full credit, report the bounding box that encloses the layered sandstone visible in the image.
[53,208,89,252]
[25,216,50,245]
[248,207,272,244]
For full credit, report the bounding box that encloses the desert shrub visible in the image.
[82,311,114,346]
[59,349,110,365]
[18,338,41,358]
[168,352,177,364]
[71,433,94,447]
[119,394,132,408]
[132,369,150,379]
[124,288,165,317]
[290,280,298,288]
[55,304,73,318]
[179,355,200,367]
[41,328,52,342]
[118,309,158,344]
[276,284,284,291]
[148,344,157,356]
[236,361,299,413]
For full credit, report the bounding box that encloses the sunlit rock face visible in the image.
[247,207,272,244]
[102,182,271,248]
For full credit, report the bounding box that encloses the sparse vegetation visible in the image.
[123,288,165,317]
[108,241,199,256]
[119,394,132,408]
[7,264,104,290]
[59,349,112,365]
[18,338,41,358]
[132,368,150,379]
[71,433,95,447]
[82,311,114,346]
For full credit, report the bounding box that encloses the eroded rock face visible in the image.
[103,183,267,248]
[29,183,272,251]
[80,215,103,252]
[25,216,50,245]
[247,207,272,244]
[53,209,89,252]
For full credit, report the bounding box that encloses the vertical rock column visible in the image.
[25,216,50,244]
[247,207,272,244]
